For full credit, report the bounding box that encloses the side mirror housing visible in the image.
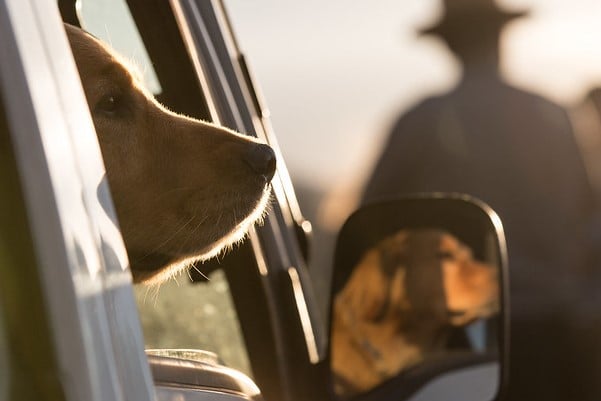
[327,194,508,401]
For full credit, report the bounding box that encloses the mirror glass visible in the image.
[329,195,506,401]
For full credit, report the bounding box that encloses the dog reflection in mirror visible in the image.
[331,229,499,397]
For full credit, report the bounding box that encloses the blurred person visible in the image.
[571,87,601,198]
[362,0,601,399]
[569,86,601,292]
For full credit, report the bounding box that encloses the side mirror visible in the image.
[328,194,508,401]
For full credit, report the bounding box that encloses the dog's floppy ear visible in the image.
[368,231,410,322]
[336,247,395,323]
[378,231,410,278]
[403,230,448,322]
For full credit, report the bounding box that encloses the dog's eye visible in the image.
[96,94,122,115]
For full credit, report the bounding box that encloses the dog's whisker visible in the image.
[215,211,223,228]
[141,286,151,305]
[135,214,196,263]
[151,283,162,306]
[173,213,208,257]
[191,262,209,281]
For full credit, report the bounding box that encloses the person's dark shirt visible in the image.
[363,76,595,313]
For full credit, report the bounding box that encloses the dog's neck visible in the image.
[343,307,452,378]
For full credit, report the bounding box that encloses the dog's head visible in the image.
[65,24,276,283]
[331,229,499,396]
[334,229,499,337]
[363,229,499,328]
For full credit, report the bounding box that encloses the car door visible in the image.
[59,0,327,400]
[0,0,154,399]
[1,0,294,399]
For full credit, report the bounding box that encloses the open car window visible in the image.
[78,0,161,94]
[56,1,325,399]
[135,271,253,377]
[73,0,254,378]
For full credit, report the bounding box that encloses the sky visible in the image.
[224,0,601,194]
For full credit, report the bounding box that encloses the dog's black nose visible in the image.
[244,143,276,181]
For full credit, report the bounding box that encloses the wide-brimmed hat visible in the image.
[419,0,528,37]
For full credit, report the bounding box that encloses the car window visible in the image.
[75,0,253,378]
[133,271,252,376]
[77,0,161,94]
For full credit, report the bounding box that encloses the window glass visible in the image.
[74,0,252,377]
[77,0,162,94]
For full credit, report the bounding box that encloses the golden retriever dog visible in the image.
[65,24,275,284]
[331,229,499,397]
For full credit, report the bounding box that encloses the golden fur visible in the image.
[65,24,275,284]
[331,229,498,397]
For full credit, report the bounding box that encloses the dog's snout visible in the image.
[244,143,276,181]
